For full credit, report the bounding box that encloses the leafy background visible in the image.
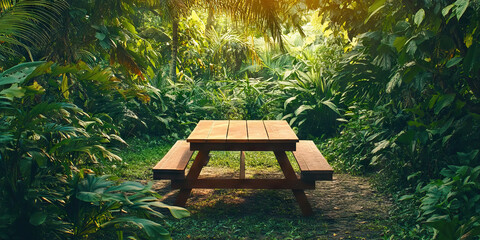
[0,0,479,239]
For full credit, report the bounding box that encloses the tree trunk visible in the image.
[170,18,178,83]
[205,7,215,33]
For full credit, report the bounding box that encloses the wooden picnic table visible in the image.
[153,120,333,216]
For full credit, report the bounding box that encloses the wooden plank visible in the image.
[293,143,310,171]
[293,141,333,181]
[264,120,299,142]
[274,151,313,216]
[190,142,297,151]
[153,171,185,180]
[152,140,193,171]
[246,120,269,142]
[171,179,315,189]
[293,141,333,172]
[206,120,229,143]
[240,151,245,179]
[274,151,299,179]
[187,120,214,143]
[227,120,248,142]
[174,150,210,206]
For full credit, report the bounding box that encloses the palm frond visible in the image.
[202,0,303,48]
[0,0,68,57]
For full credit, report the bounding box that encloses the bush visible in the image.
[0,62,188,239]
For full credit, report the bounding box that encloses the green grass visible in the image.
[106,138,173,179]
[203,151,299,171]
[162,188,331,239]
[112,138,300,180]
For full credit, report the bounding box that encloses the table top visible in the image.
[187,120,299,144]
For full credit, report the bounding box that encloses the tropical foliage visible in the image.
[316,0,480,238]
[1,0,479,239]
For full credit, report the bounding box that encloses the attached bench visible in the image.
[153,140,333,182]
[152,140,193,180]
[293,140,333,181]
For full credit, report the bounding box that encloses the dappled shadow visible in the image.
[150,168,391,239]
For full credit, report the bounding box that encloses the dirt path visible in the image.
[149,167,391,239]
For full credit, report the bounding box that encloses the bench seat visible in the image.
[293,140,333,181]
[153,140,193,180]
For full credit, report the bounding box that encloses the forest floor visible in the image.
[143,167,391,239]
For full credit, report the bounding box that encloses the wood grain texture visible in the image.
[274,151,313,216]
[246,120,269,142]
[174,150,210,206]
[207,120,229,143]
[152,140,193,171]
[264,120,299,141]
[293,141,333,181]
[240,151,245,179]
[171,179,315,189]
[187,120,299,144]
[187,120,214,143]
[227,120,248,142]
[293,141,333,171]
[189,142,296,151]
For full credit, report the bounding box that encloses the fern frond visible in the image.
[0,0,68,57]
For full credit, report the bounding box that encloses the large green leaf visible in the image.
[454,0,470,20]
[406,40,417,55]
[106,181,145,192]
[321,100,340,115]
[425,216,460,240]
[414,9,425,26]
[29,212,47,226]
[464,43,480,73]
[95,32,106,41]
[102,217,170,239]
[365,0,386,23]
[0,84,25,99]
[393,36,407,52]
[284,96,297,110]
[386,72,401,93]
[76,192,102,202]
[0,133,14,143]
[372,139,389,154]
[0,61,44,86]
[434,94,455,114]
[294,105,312,116]
[442,4,455,16]
[430,118,454,135]
[150,202,190,219]
[446,57,462,68]
[457,150,479,165]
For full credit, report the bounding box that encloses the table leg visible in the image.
[240,151,245,179]
[274,151,313,216]
[174,150,210,207]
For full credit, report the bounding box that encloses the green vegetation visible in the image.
[117,140,388,239]
[1,0,479,239]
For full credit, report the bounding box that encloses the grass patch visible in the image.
[113,138,300,180]
[107,138,173,179]
[165,189,329,239]
[202,151,299,172]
